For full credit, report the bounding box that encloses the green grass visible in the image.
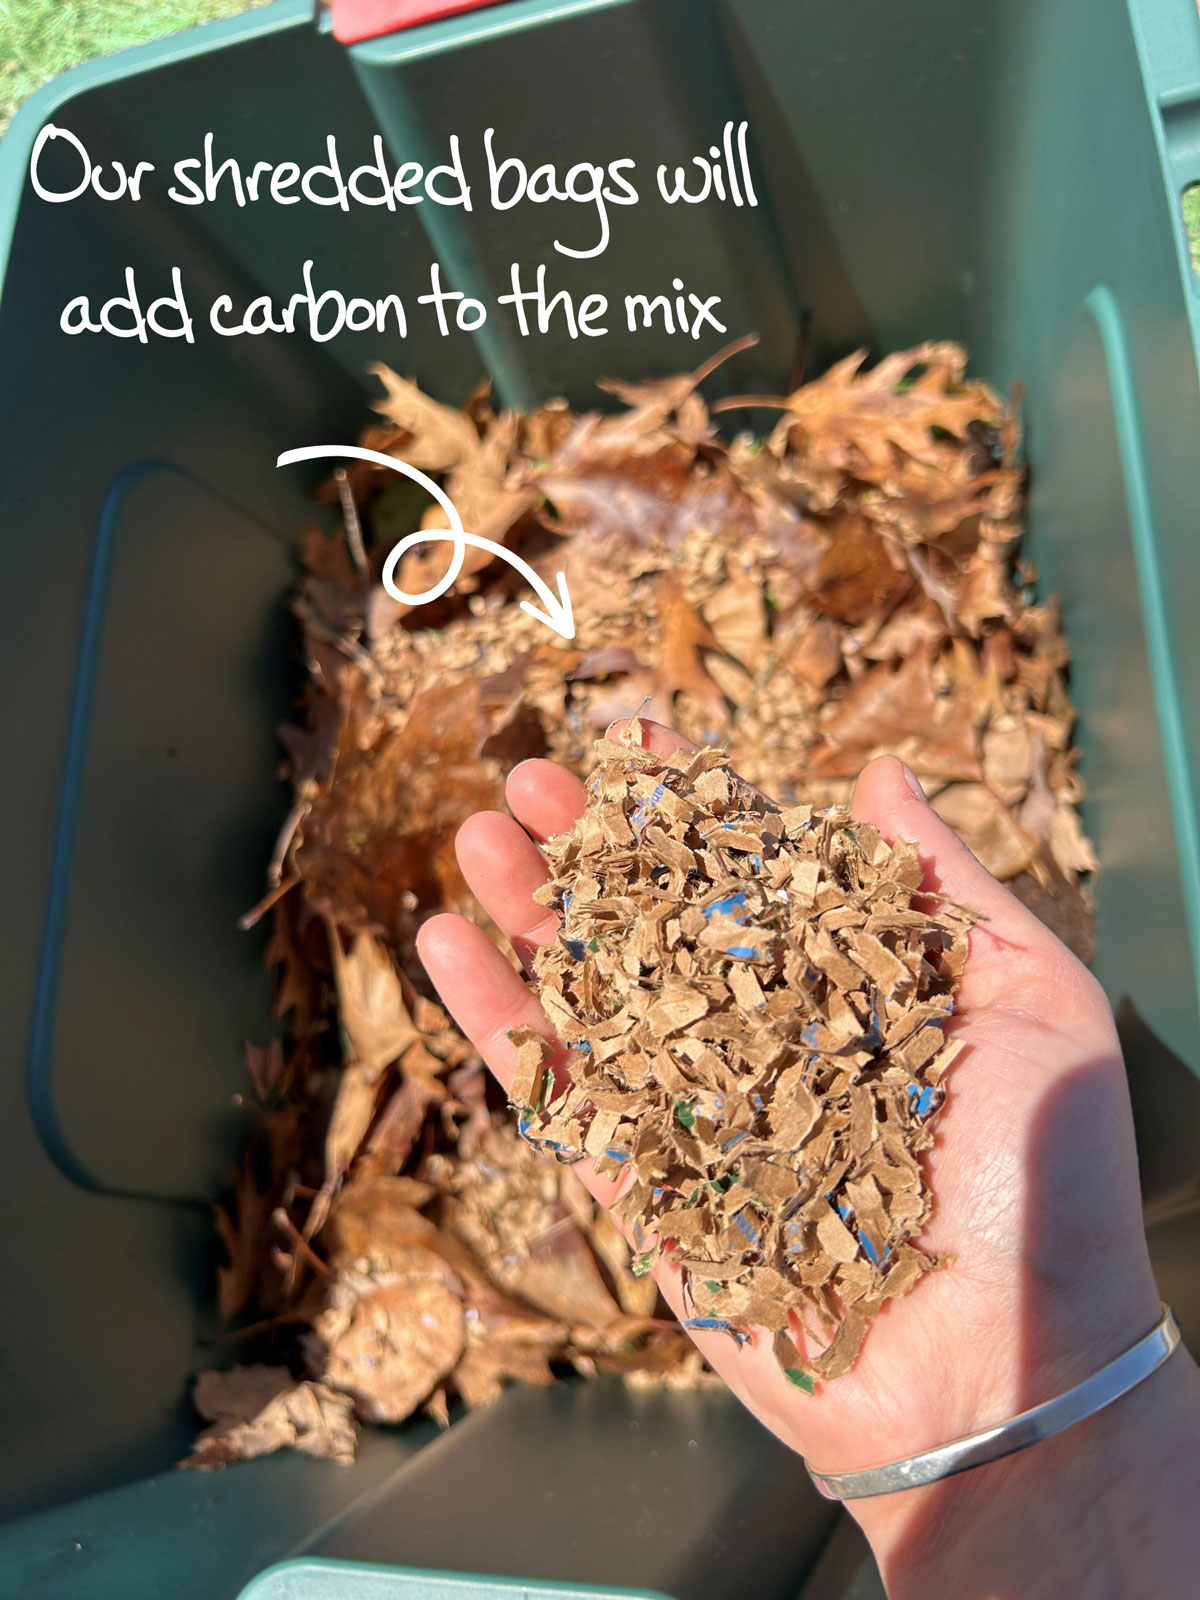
[1183,182,1200,275]
[0,0,270,130]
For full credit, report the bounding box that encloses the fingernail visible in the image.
[899,762,925,799]
[608,717,650,746]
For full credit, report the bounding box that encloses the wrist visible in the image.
[852,1344,1200,1600]
[787,1247,1163,1483]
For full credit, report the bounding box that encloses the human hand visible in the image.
[417,719,1176,1578]
[418,717,1158,1464]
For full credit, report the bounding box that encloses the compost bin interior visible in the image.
[2,0,1200,1594]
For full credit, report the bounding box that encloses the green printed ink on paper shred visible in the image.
[674,1100,696,1131]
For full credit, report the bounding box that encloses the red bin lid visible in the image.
[330,0,504,46]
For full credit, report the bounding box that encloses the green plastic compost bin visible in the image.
[2,0,1200,1595]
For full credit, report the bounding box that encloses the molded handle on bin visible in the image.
[330,0,504,45]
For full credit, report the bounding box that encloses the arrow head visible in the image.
[520,571,575,640]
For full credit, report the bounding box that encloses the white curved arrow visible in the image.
[276,444,575,639]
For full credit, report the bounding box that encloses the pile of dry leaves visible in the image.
[518,724,973,1389]
[187,337,1094,1468]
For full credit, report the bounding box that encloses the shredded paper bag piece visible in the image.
[515,719,974,1385]
[191,339,1095,1464]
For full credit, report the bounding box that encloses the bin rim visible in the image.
[236,1555,679,1600]
[0,0,635,305]
[0,0,314,304]
[344,0,632,64]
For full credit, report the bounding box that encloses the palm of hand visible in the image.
[418,723,1159,1475]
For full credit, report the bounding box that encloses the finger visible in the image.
[849,754,1090,1021]
[418,923,799,1419]
[418,913,622,1209]
[505,722,701,845]
[609,719,779,810]
[850,755,1044,944]
[607,717,698,760]
[417,914,563,1093]
[507,723,702,846]
[507,760,586,843]
[455,812,557,967]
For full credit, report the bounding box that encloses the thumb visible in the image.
[850,756,1059,960]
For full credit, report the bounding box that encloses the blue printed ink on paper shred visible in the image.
[907,1084,937,1117]
[704,890,747,921]
[684,1317,747,1345]
[732,1209,761,1246]
[630,781,667,833]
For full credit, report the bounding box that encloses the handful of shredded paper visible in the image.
[513,722,973,1387]
[186,338,1096,1468]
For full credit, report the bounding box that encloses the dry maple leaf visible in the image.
[183,1368,356,1469]
[539,429,756,555]
[646,574,728,721]
[384,414,538,616]
[358,1070,447,1177]
[445,408,536,547]
[297,678,502,934]
[719,343,1000,478]
[368,363,482,473]
[214,1141,272,1324]
[930,781,1038,879]
[366,367,537,612]
[593,332,760,453]
[315,1271,465,1424]
[309,1061,384,1238]
[812,645,980,780]
[453,1307,569,1411]
[807,511,910,627]
[329,928,419,1074]
[701,567,768,672]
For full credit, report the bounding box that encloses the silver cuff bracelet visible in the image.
[807,1302,1181,1501]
